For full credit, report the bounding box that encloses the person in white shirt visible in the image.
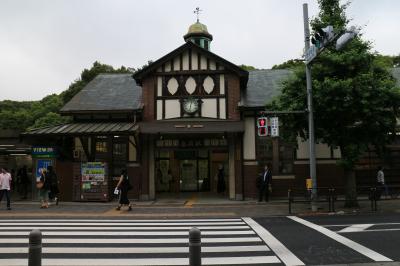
[377,166,389,198]
[0,168,12,210]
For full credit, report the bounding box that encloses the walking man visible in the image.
[0,168,12,210]
[257,165,272,202]
[377,166,389,198]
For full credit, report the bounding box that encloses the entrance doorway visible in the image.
[155,148,227,193]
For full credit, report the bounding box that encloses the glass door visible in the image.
[179,160,197,191]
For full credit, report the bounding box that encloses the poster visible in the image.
[36,159,53,182]
[81,162,106,182]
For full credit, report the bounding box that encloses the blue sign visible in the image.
[36,159,53,181]
[32,146,57,158]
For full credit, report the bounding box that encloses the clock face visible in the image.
[183,98,199,114]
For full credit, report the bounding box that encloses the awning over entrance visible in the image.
[22,122,138,136]
[139,121,244,134]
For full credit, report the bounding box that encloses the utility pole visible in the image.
[303,3,318,212]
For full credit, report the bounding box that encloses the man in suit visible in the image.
[257,165,272,202]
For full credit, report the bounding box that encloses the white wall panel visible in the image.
[219,98,226,119]
[316,143,331,158]
[156,100,163,120]
[219,75,225,95]
[191,52,198,70]
[243,117,256,160]
[296,137,309,159]
[333,147,341,158]
[164,99,180,119]
[164,61,171,72]
[201,99,217,118]
[200,55,207,70]
[209,59,216,70]
[157,77,162,96]
[173,56,180,71]
[182,51,189,70]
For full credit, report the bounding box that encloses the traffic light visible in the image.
[311,25,334,49]
[257,117,268,136]
[336,26,358,50]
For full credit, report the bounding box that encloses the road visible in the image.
[0,214,399,265]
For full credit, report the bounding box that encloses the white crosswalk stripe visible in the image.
[0,218,285,266]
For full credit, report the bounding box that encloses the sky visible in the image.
[1,0,399,101]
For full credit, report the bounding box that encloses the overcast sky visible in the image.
[1,0,399,101]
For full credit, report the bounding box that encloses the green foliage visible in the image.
[374,54,400,68]
[0,61,132,131]
[238,64,258,71]
[29,112,71,130]
[272,59,303,70]
[270,0,400,171]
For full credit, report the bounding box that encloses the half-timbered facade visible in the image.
[22,20,400,202]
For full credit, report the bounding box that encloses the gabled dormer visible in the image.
[133,31,248,122]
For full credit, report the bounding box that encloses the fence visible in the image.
[287,185,400,214]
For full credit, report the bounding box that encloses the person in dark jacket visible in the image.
[47,166,60,205]
[115,169,132,211]
[216,164,226,193]
[257,165,272,202]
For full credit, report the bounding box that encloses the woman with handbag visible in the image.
[115,169,132,211]
[37,168,51,208]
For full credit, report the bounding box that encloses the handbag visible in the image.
[36,182,44,189]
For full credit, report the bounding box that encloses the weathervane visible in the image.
[193,7,202,22]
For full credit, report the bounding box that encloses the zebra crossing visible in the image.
[0,218,304,266]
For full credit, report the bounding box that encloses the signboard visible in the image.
[270,117,279,137]
[81,162,106,182]
[32,146,57,158]
[305,45,317,64]
[36,159,53,182]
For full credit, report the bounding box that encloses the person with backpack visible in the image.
[115,169,132,211]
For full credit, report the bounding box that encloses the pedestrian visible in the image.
[47,166,60,205]
[216,164,226,193]
[0,168,12,210]
[115,169,132,211]
[257,165,272,202]
[377,166,389,199]
[38,168,51,208]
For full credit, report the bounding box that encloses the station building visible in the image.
[22,21,400,202]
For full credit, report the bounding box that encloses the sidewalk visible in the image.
[1,194,399,218]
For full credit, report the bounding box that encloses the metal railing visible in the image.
[287,185,400,214]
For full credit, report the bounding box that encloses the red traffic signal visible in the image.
[257,117,268,136]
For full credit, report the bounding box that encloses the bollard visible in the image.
[288,189,292,214]
[28,229,42,266]
[331,188,335,213]
[189,227,201,266]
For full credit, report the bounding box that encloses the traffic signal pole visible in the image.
[303,3,318,212]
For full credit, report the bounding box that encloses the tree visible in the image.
[270,0,400,207]
[238,64,258,71]
[29,112,71,130]
[0,61,132,131]
[60,61,131,104]
[272,59,303,70]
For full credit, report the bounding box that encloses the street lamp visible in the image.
[302,3,358,212]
